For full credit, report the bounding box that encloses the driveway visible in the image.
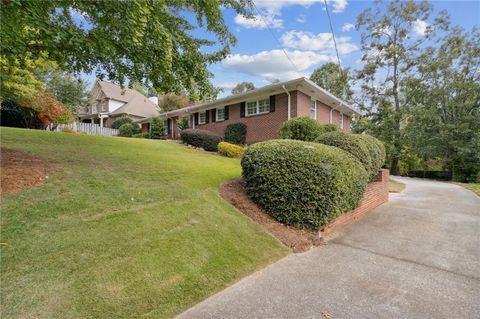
[178,177,480,319]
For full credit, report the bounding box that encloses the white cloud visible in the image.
[222,50,334,80]
[341,23,355,32]
[281,30,358,55]
[234,14,283,29]
[413,19,428,36]
[296,14,307,23]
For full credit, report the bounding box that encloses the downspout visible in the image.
[282,85,291,120]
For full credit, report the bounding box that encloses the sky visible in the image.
[81,0,479,97]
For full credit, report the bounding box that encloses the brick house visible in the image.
[138,77,359,144]
[78,80,160,128]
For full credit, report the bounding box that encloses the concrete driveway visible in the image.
[178,177,480,319]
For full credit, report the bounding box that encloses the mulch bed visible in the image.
[1,148,51,196]
[219,178,323,253]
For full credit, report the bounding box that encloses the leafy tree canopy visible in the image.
[159,93,189,112]
[231,82,256,95]
[1,0,247,100]
[310,62,352,101]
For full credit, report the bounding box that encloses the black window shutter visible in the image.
[225,106,229,120]
[167,118,172,134]
[194,113,199,125]
[212,109,216,122]
[269,95,276,112]
[205,110,210,123]
[240,102,246,118]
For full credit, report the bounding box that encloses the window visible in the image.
[199,111,206,124]
[92,103,98,114]
[246,98,270,116]
[311,100,317,120]
[216,108,225,121]
[340,113,344,129]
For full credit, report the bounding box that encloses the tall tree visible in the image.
[405,28,480,182]
[231,82,256,95]
[310,62,352,101]
[355,0,448,174]
[159,93,188,112]
[1,0,247,99]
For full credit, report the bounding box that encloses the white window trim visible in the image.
[245,98,270,117]
[216,107,225,121]
[340,113,344,129]
[198,111,206,124]
[311,99,317,120]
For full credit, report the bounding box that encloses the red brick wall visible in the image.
[293,91,312,118]
[321,169,389,236]
[192,93,289,144]
[317,101,331,124]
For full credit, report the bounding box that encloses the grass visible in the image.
[389,179,406,193]
[0,127,288,318]
[457,183,480,196]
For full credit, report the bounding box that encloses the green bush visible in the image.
[132,132,149,138]
[356,134,386,172]
[118,123,136,137]
[149,117,165,139]
[218,142,246,158]
[315,131,375,177]
[241,140,368,230]
[319,124,339,135]
[279,117,323,141]
[225,123,247,145]
[112,116,134,129]
[180,129,222,151]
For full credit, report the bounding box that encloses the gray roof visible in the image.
[97,81,160,118]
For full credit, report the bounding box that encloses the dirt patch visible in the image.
[220,178,323,253]
[1,148,51,196]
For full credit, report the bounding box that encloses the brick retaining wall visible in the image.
[321,169,389,236]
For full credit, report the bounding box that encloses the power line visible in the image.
[248,0,303,77]
[323,0,342,66]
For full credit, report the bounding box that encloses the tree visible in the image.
[310,63,352,101]
[159,94,188,112]
[1,1,247,100]
[354,0,448,174]
[231,82,255,95]
[405,28,480,182]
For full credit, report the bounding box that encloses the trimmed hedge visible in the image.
[225,123,247,145]
[356,134,386,172]
[180,129,222,151]
[241,140,368,229]
[218,142,245,158]
[279,117,323,141]
[132,132,149,138]
[118,123,136,137]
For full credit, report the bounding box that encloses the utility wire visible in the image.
[323,0,342,66]
[248,0,303,77]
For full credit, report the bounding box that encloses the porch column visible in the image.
[100,117,104,128]
[91,118,94,124]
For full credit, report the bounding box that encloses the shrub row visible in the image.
[278,117,338,141]
[180,129,222,151]
[118,123,140,137]
[218,142,246,158]
[241,140,368,230]
[316,131,385,180]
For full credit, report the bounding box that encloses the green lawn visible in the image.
[389,179,406,193]
[0,127,288,318]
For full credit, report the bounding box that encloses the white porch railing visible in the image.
[47,122,119,136]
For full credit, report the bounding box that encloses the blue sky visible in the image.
[81,1,479,97]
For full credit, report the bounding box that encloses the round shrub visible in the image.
[241,140,368,230]
[225,123,247,145]
[356,134,386,172]
[118,123,136,137]
[180,129,222,151]
[279,117,323,141]
[112,116,134,129]
[218,142,246,158]
[318,123,339,135]
[315,131,374,175]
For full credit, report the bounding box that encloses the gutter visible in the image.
[282,85,291,120]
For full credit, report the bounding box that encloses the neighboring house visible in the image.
[138,77,360,144]
[78,80,160,128]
